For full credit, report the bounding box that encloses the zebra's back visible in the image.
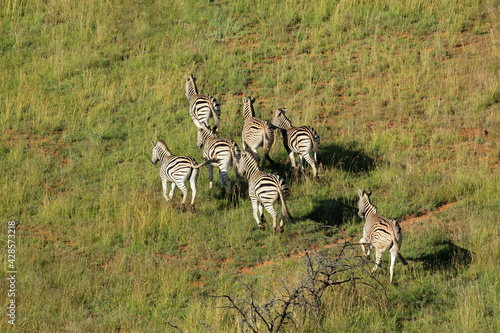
[161,155,197,181]
[287,126,320,153]
[189,94,221,129]
[242,117,275,150]
[364,214,403,251]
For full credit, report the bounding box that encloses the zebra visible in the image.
[241,96,276,168]
[196,122,241,193]
[185,74,221,133]
[357,189,408,283]
[150,140,214,213]
[271,107,321,180]
[237,149,293,233]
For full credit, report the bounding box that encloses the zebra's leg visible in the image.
[176,181,189,213]
[251,196,265,230]
[188,169,199,213]
[288,151,297,168]
[389,246,398,283]
[371,249,383,275]
[161,178,170,202]
[206,164,214,189]
[258,202,266,223]
[359,237,369,259]
[302,153,318,179]
[298,154,305,172]
[261,203,278,233]
[359,237,371,260]
[169,183,176,199]
[232,164,241,189]
[219,165,231,193]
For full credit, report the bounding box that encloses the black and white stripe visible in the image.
[357,189,408,283]
[272,107,321,180]
[150,140,213,212]
[241,96,275,168]
[185,74,221,132]
[197,122,241,192]
[238,149,293,233]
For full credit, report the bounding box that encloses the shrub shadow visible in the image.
[320,142,376,174]
[408,240,473,272]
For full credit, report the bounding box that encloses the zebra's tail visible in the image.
[229,141,241,172]
[192,158,217,169]
[262,123,275,164]
[310,127,321,165]
[390,221,408,265]
[211,97,221,133]
[277,179,294,223]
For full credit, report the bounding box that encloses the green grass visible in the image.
[1,0,499,331]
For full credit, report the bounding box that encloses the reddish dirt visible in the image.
[236,203,457,275]
[400,202,457,230]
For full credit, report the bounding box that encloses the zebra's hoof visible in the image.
[315,175,320,181]
[258,223,266,231]
[189,204,195,213]
[279,226,284,233]
[181,204,187,213]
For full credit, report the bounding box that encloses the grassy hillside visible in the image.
[1,0,499,331]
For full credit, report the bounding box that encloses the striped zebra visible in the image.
[241,96,275,168]
[185,74,221,133]
[150,140,214,213]
[238,149,293,233]
[197,122,241,193]
[357,189,408,283]
[271,107,321,180]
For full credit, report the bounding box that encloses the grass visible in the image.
[1,0,499,331]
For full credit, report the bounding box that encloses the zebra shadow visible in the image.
[319,142,376,174]
[302,196,358,227]
[407,240,473,273]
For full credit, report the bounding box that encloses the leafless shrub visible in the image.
[211,235,386,332]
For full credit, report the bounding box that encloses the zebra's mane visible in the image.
[243,97,255,118]
[243,149,260,169]
[361,191,377,215]
[156,140,172,155]
[186,74,199,96]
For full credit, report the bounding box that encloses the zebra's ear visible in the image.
[358,189,363,197]
[367,190,372,196]
[282,107,287,113]
[151,141,155,148]
[251,97,256,103]
[242,97,247,103]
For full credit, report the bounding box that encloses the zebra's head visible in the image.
[151,141,160,165]
[237,149,260,177]
[357,189,373,218]
[272,107,292,129]
[196,122,214,149]
[151,140,171,165]
[242,96,256,119]
[185,74,198,100]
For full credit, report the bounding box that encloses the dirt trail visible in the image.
[236,202,457,275]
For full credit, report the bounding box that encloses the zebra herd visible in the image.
[150,74,408,282]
